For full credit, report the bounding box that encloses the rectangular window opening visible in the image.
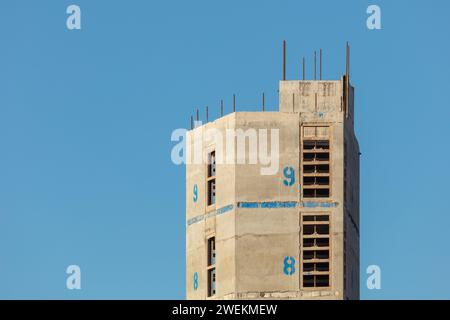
[303,225,315,235]
[316,275,329,287]
[207,268,216,297]
[303,275,314,287]
[316,262,329,272]
[303,251,314,260]
[207,236,216,297]
[316,225,330,235]
[207,150,216,207]
[301,213,330,289]
[207,180,216,206]
[303,152,315,161]
[303,189,316,198]
[207,151,216,178]
[316,238,329,247]
[303,238,315,247]
[315,250,329,260]
[302,138,330,199]
[207,237,216,266]
[316,189,329,198]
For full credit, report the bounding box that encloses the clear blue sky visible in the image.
[0,0,449,299]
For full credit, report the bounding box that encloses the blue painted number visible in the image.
[193,184,198,202]
[193,272,198,290]
[283,167,295,186]
[283,256,296,275]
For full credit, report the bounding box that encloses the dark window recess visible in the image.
[303,165,315,174]
[301,214,330,288]
[303,140,329,150]
[303,251,314,260]
[303,152,330,162]
[207,236,216,297]
[207,151,216,177]
[303,189,316,198]
[316,189,329,198]
[303,189,330,198]
[316,177,329,185]
[316,250,329,260]
[207,237,216,266]
[316,215,329,222]
[207,180,216,205]
[303,153,315,161]
[303,262,329,273]
[316,141,330,150]
[207,151,216,206]
[316,238,329,247]
[303,141,316,150]
[303,237,329,248]
[303,238,315,247]
[303,215,329,222]
[207,268,216,297]
[303,225,315,235]
[303,176,315,185]
[316,225,329,235]
[303,176,329,186]
[302,140,330,199]
[316,263,329,272]
[316,153,330,161]
[303,263,315,272]
[316,164,329,173]
[316,275,329,287]
[303,164,330,174]
[303,275,329,287]
[303,275,315,287]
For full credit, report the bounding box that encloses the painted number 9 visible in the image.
[193,184,198,202]
[283,167,295,186]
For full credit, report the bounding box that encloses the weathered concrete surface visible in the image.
[186,78,359,300]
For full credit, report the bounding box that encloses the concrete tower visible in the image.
[185,43,360,300]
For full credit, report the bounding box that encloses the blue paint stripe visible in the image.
[217,204,234,215]
[187,204,234,226]
[237,202,259,208]
[187,201,338,226]
[301,201,338,208]
[187,215,204,226]
[261,201,297,208]
[238,201,335,208]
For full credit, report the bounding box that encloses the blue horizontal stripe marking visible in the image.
[237,202,259,208]
[261,201,297,208]
[187,204,234,226]
[187,201,339,226]
[217,204,234,215]
[238,201,337,208]
[301,201,338,208]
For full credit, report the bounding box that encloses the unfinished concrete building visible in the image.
[185,42,360,300]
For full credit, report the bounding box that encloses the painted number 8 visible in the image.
[193,272,198,290]
[283,256,295,275]
[283,167,295,186]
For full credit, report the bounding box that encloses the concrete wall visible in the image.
[186,114,237,299]
[234,112,300,298]
[343,84,360,300]
[185,78,359,300]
